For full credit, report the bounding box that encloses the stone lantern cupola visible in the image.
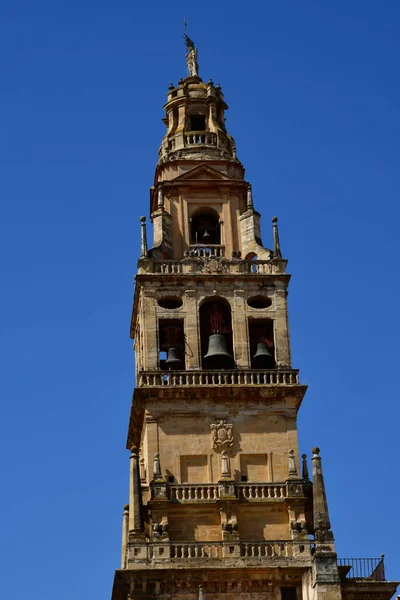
[158,76,237,164]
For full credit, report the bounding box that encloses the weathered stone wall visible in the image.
[134,275,292,372]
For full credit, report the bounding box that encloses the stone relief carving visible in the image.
[210,419,234,450]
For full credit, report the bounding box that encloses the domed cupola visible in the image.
[158,34,237,163]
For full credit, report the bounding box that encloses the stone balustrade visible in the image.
[188,244,225,258]
[138,258,286,276]
[240,541,293,558]
[239,483,287,500]
[128,540,308,564]
[168,482,289,503]
[138,369,299,388]
[158,130,234,162]
[184,132,218,147]
[170,484,218,502]
[171,542,223,559]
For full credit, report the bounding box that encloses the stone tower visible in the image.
[111,39,398,600]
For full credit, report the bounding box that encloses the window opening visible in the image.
[281,588,297,600]
[189,114,206,131]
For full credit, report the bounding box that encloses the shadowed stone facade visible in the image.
[110,38,398,600]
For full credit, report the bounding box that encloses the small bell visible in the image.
[253,341,274,368]
[203,333,233,369]
[202,229,210,239]
[164,347,181,368]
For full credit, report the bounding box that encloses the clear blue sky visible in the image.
[1,1,399,598]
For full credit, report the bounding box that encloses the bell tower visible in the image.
[111,36,398,600]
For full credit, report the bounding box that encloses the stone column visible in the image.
[128,447,143,535]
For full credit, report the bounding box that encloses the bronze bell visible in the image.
[203,333,233,369]
[253,341,274,368]
[165,347,181,368]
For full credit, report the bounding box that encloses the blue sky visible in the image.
[1,1,399,598]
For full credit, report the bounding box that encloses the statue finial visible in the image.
[183,20,199,77]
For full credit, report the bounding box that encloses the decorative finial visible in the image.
[246,184,254,210]
[272,216,282,258]
[311,445,333,537]
[157,184,164,209]
[288,449,298,478]
[301,453,309,480]
[153,452,162,480]
[221,450,231,479]
[140,216,148,258]
[183,19,199,77]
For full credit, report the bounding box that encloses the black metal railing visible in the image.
[337,557,385,581]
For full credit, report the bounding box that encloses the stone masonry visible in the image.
[110,38,398,600]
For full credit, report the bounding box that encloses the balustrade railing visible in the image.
[337,557,385,581]
[184,132,218,146]
[171,542,223,559]
[240,541,293,558]
[247,261,275,274]
[138,369,299,388]
[139,259,284,276]
[170,484,218,502]
[154,262,183,274]
[130,540,307,563]
[239,483,287,500]
[189,244,225,257]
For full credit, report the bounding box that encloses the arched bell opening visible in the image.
[190,208,221,246]
[200,297,234,370]
[158,318,185,370]
[248,318,275,369]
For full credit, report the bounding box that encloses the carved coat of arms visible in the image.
[210,419,234,450]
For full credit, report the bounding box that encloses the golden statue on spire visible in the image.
[184,19,199,77]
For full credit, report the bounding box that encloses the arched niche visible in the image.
[199,296,234,369]
[190,207,221,245]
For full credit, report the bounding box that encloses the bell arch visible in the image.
[199,296,234,369]
[190,207,221,245]
[248,317,275,369]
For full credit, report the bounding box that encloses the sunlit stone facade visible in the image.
[110,42,398,600]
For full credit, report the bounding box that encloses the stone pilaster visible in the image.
[232,289,249,368]
[274,282,291,366]
[184,289,200,369]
